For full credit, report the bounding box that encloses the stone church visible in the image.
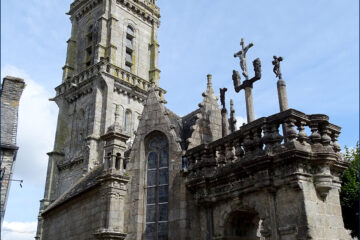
[35,0,352,239]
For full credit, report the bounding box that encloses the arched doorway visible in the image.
[223,211,262,240]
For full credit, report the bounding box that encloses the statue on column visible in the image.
[272,56,283,80]
[219,88,228,109]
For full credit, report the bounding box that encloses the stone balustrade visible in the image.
[55,59,166,98]
[185,108,343,180]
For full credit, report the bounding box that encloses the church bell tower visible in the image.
[36,0,162,239]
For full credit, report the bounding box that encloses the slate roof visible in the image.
[42,165,103,214]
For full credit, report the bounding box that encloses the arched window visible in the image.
[125,25,134,72]
[115,153,121,170]
[145,132,169,240]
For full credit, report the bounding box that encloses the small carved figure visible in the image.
[272,56,283,79]
[219,88,228,109]
[232,70,241,92]
[234,38,254,80]
[252,58,262,80]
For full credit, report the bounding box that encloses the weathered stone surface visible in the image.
[0,76,25,224]
[36,1,351,240]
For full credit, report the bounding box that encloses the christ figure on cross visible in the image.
[234,38,254,80]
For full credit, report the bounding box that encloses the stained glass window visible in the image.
[145,133,169,240]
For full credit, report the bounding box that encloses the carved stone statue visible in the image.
[253,58,262,80]
[232,70,241,92]
[234,38,254,80]
[219,88,228,109]
[272,56,283,80]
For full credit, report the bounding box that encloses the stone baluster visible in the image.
[330,130,341,153]
[252,126,264,155]
[262,123,272,152]
[309,121,321,145]
[242,131,253,157]
[225,142,235,163]
[234,139,244,161]
[284,117,298,143]
[216,145,226,166]
[262,122,283,153]
[319,122,331,147]
[296,120,308,145]
[203,147,217,177]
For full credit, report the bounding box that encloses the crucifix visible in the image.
[234,38,254,80]
[233,38,262,123]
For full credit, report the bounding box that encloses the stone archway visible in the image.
[223,210,262,240]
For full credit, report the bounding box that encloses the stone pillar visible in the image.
[229,99,237,133]
[244,87,255,122]
[277,79,289,140]
[277,79,289,112]
[221,108,229,137]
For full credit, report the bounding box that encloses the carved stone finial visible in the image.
[272,56,283,80]
[234,38,254,80]
[207,74,212,86]
[219,88,228,109]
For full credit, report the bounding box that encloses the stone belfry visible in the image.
[36,0,162,239]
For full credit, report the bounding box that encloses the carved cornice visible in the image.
[115,0,160,25]
[55,59,166,103]
[94,229,127,240]
[68,0,103,21]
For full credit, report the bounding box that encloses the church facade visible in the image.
[35,0,352,239]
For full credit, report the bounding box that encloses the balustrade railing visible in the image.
[185,109,342,176]
[56,59,165,97]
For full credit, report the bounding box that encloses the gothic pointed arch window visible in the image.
[145,132,169,240]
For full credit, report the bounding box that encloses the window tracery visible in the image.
[145,133,169,240]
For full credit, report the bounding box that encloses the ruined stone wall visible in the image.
[41,187,101,240]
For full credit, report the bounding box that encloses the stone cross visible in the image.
[234,38,254,80]
[233,40,262,123]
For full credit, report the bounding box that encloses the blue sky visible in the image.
[1,0,359,239]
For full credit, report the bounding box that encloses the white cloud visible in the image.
[1,65,58,187]
[1,221,37,240]
[235,116,247,129]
